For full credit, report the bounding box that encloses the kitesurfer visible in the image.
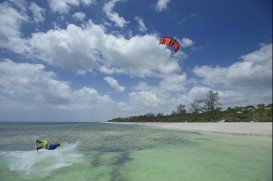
[36,139,61,151]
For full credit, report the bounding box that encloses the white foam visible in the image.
[0,142,83,177]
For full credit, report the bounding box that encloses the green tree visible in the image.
[177,103,186,114]
[191,99,202,113]
[257,104,265,109]
[202,90,220,113]
[157,113,164,117]
[245,105,255,110]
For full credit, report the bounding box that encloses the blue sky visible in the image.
[0,0,272,122]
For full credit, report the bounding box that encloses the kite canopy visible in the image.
[159,37,180,53]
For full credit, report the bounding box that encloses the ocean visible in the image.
[0,122,272,181]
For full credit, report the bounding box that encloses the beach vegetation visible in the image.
[108,90,272,122]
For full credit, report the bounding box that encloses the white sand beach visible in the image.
[114,122,272,136]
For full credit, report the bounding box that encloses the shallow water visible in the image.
[0,122,272,181]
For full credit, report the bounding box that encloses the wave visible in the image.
[0,142,83,177]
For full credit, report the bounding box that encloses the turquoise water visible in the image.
[0,122,271,181]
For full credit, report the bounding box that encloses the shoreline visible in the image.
[109,122,272,137]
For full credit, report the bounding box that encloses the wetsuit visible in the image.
[47,144,58,150]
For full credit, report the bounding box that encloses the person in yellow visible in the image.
[36,139,60,151]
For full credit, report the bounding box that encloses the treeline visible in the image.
[108,91,272,122]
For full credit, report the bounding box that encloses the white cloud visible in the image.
[104,76,125,92]
[99,66,125,74]
[103,0,128,28]
[28,23,103,73]
[194,44,272,90]
[0,59,72,107]
[181,38,194,48]
[159,74,187,92]
[0,2,23,37]
[26,21,180,77]
[72,12,86,21]
[7,0,27,13]
[218,90,249,107]
[67,87,115,110]
[48,0,95,14]
[185,44,273,109]
[155,0,171,12]
[0,59,124,121]
[129,91,166,108]
[0,2,29,53]
[0,59,117,108]
[217,89,271,108]
[185,86,211,103]
[0,3,181,78]
[48,0,75,14]
[126,81,185,114]
[128,84,177,114]
[29,2,45,23]
[0,59,179,121]
[134,16,147,32]
[101,34,180,77]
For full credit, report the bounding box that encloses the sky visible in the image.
[0,0,272,122]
